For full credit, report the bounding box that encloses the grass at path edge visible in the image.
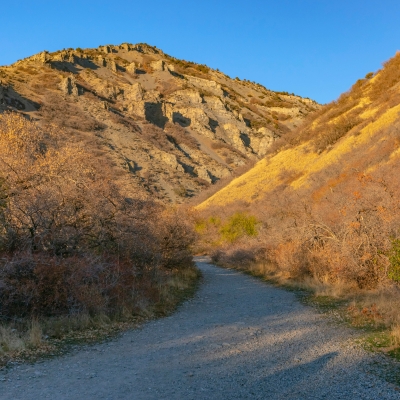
[0,265,202,369]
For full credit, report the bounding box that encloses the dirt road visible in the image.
[1,259,399,399]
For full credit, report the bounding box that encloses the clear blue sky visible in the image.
[2,1,400,103]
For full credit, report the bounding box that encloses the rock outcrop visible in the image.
[126,62,137,74]
[150,60,165,72]
[60,75,79,96]
[106,59,117,72]
[100,45,112,54]
[0,43,319,203]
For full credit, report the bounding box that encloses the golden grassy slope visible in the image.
[198,52,400,209]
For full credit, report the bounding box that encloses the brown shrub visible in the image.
[0,113,195,319]
[370,52,400,101]
[313,113,362,152]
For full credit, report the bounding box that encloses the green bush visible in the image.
[219,212,258,243]
[388,239,400,282]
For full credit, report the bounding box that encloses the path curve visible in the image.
[1,259,399,399]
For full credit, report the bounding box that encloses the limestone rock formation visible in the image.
[100,45,112,54]
[107,59,117,72]
[97,56,107,67]
[0,43,319,203]
[60,75,79,96]
[195,166,212,183]
[187,76,224,97]
[150,60,165,72]
[30,51,49,64]
[124,83,143,102]
[126,62,137,74]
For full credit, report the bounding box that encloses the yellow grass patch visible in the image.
[360,106,380,119]
[198,104,400,208]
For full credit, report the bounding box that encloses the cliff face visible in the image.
[0,43,318,202]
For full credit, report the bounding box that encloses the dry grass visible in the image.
[198,102,400,209]
[0,266,200,366]
[0,320,43,356]
[0,327,26,355]
[197,51,400,210]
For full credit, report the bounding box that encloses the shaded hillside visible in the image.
[0,43,318,202]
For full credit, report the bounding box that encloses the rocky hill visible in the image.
[0,43,318,202]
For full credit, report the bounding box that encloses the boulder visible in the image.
[67,52,77,64]
[128,101,145,118]
[223,123,247,151]
[250,127,277,156]
[106,59,117,72]
[194,166,212,183]
[97,56,106,67]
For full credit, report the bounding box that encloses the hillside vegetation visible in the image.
[196,52,400,339]
[199,52,400,208]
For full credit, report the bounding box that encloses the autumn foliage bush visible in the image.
[202,163,400,290]
[0,113,195,319]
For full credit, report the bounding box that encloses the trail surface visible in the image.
[1,259,399,399]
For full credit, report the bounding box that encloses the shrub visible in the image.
[388,239,400,283]
[0,113,195,319]
[313,113,362,152]
[219,212,258,243]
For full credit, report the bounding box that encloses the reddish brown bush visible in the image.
[0,113,195,319]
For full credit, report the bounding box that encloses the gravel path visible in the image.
[1,259,400,399]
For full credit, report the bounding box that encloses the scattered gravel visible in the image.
[1,258,400,399]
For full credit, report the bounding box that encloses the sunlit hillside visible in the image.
[196,51,400,306]
[198,52,400,209]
